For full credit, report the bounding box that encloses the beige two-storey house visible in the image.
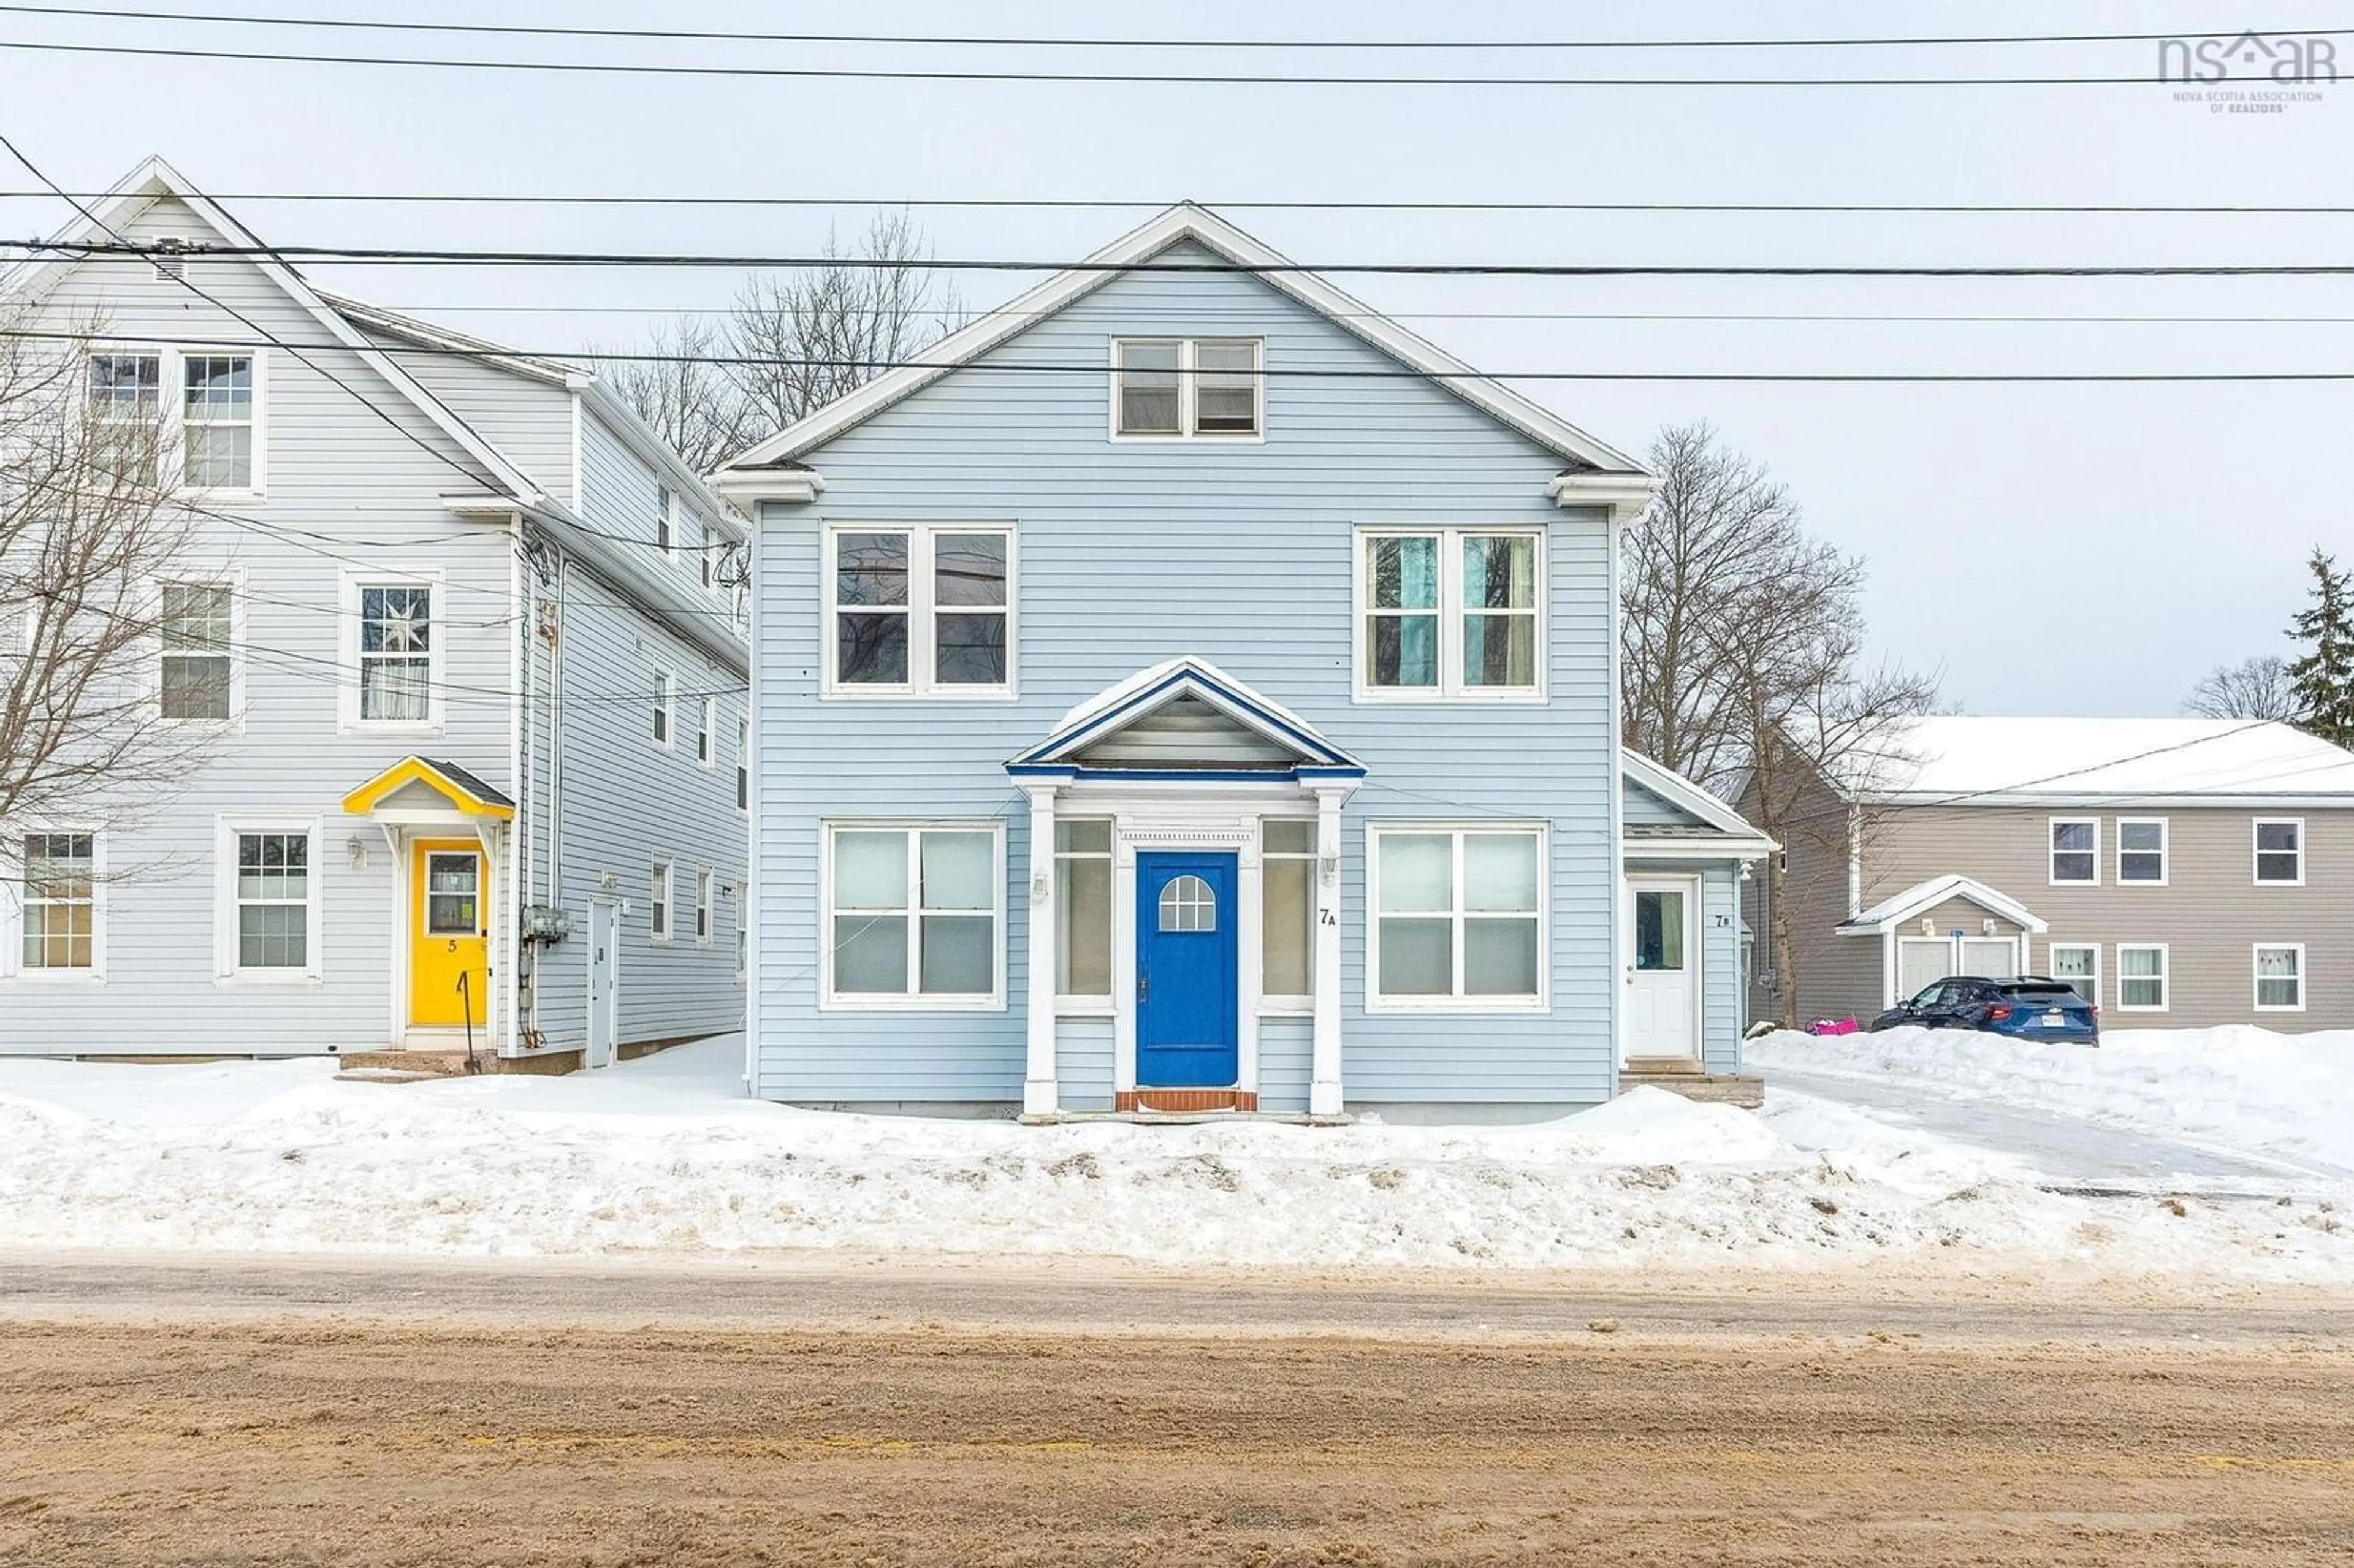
[1752,717,2354,1031]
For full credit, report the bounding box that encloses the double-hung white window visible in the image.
[180,355,255,489]
[1112,338,1262,439]
[2117,943,2168,1011]
[2049,818,2098,885]
[650,859,673,942]
[734,717,750,811]
[88,351,163,484]
[1262,819,1319,1005]
[15,831,100,976]
[2116,818,2167,884]
[2048,943,2100,1006]
[827,524,1013,695]
[1357,528,1542,699]
[655,485,674,554]
[1369,826,1545,1008]
[158,580,235,721]
[652,671,674,748]
[218,822,319,981]
[1053,818,1113,1005]
[88,349,262,492]
[826,824,1002,1007]
[2255,819,2304,885]
[695,696,715,767]
[342,575,439,730]
[695,870,714,945]
[2255,944,2305,1011]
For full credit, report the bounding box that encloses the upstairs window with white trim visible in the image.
[88,351,163,484]
[2255,818,2304,885]
[1112,338,1262,439]
[695,870,714,945]
[19,831,97,975]
[2049,818,2098,885]
[2255,943,2304,1011]
[2117,943,2168,1011]
[2117,818,2168,885]
[652,671,674,748]
[827,824,1002,1005]
[158,580,234,721]
[1358,528,1541,699]
[1262,818,1318,1005]
[734,717,750,811]
[828,525,1012,695]
[695,696,715,767]
[355,584,433,725]
[180,355,254,489]
[655,485,673,554]
[650,859,672,942]
[1369,826,1545,1008]
[1053,818,1112,1003]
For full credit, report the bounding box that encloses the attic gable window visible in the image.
[1112,338,1262,440]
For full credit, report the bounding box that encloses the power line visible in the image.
[20,239,2354,278]
[7,326,2351,384]
[9,6,2344,52]
[0,36,2317,86]
[13,193,2354,216]
[269,305,2354,329]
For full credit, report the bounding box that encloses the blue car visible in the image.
[1869,976,2100,1043]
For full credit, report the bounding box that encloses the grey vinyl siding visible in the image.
[1854,805,2354,1029]
[1702,865,1742,1071]
[360,333,574,497]
[0,196,518,1052]
[1624,778,1700,827]
[1054,1019,1114,1111]
[1259,1018,1314,1113]
[752,245,1618,1107]
[1740,768,1872,1027]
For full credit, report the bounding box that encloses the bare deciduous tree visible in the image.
[595,210,964,472]
[2183,654,2303,722]
[1,308,215,866]
[1618,422,1937,1017]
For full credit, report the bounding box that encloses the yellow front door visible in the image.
[409,839,488,1028]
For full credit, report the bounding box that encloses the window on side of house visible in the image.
[1112,338,1262,439]
[1262,818,1318,1005]
[2048,943,2099,1006]
[655,484,673,554]
[356,584,432,725]
[827,824,1000,1005]
[695,696,714,767]
[20,831,97,973]
[735,717,750,812]
[2049,818,2098,885]
[87,351,162,482]
[695,870,714,945]
[651,671,674,748]
[158,580,234,720]
[650,859,672,942]
[2117,943,2168,1011]
[1359,528,1541,699]
[2116,818,2167,884]
[2255,943,2304,1011]
[828,525,1013,695]
[1053,818,1112,1003]
[2255,818,2304,885]
[1369,826,1544,1007]
[231,829,313,975]
[180,354,254,489]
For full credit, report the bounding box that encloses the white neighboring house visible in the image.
[0,157,748,1068]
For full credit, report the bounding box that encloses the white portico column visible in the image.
[1021,785,1060,1116]
[1309,785,1347,1117]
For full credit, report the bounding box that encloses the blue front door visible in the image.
[1136,852,1240,1088]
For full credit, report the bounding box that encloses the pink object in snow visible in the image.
[1807,1018,1861,1036]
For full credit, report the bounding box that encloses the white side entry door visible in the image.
[1624,877,1701,1062]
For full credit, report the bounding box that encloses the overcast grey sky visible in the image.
[4,1,2347,716]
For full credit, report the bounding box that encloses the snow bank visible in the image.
[1748,1026,2354,1176]
[2,1041,2347,1279]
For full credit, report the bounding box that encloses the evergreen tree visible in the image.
[2286,547,2354,747]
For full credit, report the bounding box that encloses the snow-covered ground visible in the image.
[3,1035,2348,1280]
[1748,1025,2354,1179]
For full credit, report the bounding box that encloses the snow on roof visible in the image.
[1845,717,2354,804]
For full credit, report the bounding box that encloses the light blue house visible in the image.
[714,205,1771,1119]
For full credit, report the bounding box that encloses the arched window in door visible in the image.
[1157,875,1217,933]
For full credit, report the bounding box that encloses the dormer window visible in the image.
[1113,338,1261,440]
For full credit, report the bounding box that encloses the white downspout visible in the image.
[1021,786,1059,1116]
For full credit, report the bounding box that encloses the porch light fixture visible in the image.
[1030,869,1052,904]
[1919,916,1935,936]
[1981,918,1997,937]
[345,834,369,870]
[1319,853,1339,889]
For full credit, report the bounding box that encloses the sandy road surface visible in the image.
[6,1260,2354,1566]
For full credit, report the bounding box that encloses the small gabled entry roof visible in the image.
[1836,874,2047,936]
[1008,658,1364,782]
[341,757,517,821]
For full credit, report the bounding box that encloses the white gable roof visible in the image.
[715,202,1647,478]
[1013,657,1362,775]
[1840,717,2354,805]
[1837,874,2048,936]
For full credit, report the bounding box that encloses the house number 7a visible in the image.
[1319,908,1338,926]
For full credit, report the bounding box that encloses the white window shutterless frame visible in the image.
[823,823,1006,1010]
[2049,818,2098,885]
[90,345,269,496]
[337,569,443,734]
[4,829,105,981]
[1354,528,1545,702]
[1366,824,1547,1011]
[2048,943,2100,1006]
[214,818,322,983]
[823,524,1015,698]
[1108,338,1263,441]
[2254,943,2305,1012]
[2254,818,2304,885]
[156,573,242,726]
